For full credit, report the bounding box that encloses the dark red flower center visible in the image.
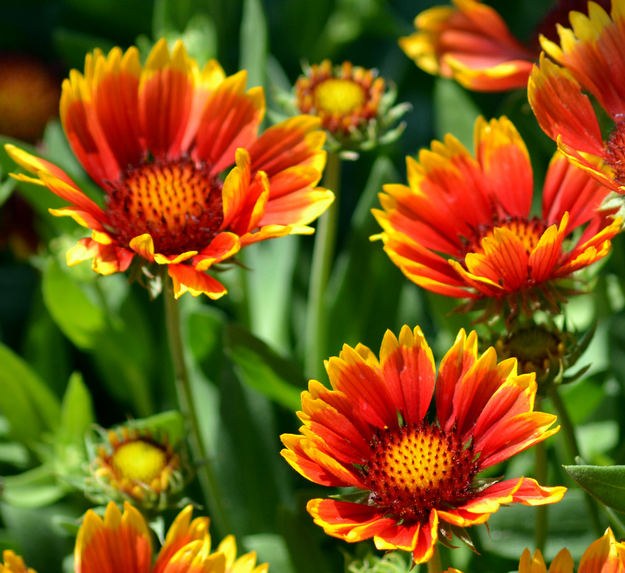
[462,216,546,258]
[105,157,224,256]
[364,421,479,523]
[605,120,625,187]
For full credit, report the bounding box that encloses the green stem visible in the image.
[164,277,231,538]
[305,151,341,380]
[427,544,442,573]
[534,398,549,553]
[548,386,603,537]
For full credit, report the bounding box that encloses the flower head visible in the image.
[400,0,610,92]
[85,424,187,510]
[373,116,622,320]
[281,325,565,564]
[529,0,625,207]
[294,60,409,152]
[75,501,268,573]
[6,39,333,299]
[0,551,36,573]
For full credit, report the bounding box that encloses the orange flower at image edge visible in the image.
[281,325,566,564]
[0,551,36,573]
[373,116,622,318]
[75,501,267,573]
[449,527,625,573]
[6,39,333,299]
[529,0,625,197]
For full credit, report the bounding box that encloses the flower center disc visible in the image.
[313,78,365,115]
[112,440,167,484]
[606,120,625,186]
[365,422,478,522]
[465,217,546,257]
[106,157,224,256]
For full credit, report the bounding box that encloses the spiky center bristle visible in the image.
[313,78,365,115]
[106,157,224,256]
[112,440,167,483]
[364,421,479,522]
[463,216,546,257]
[606,120,625,186]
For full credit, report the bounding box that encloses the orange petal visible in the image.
[528,214,568,283]
[138,39,195,158]
[192,232,241,271]
[260,187,334,227]
[168,264,227,299]
[579,528,625,573]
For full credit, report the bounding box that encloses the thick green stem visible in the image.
[164,277,231,537]
[305,151,341,380]
[548,386,603,537]
[426,545,442,573]
[534,397,549,552]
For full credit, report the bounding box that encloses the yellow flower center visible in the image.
[313,78,365,115]
[106,157,224,256]
[112,440,167,484]
[365,421,478,522]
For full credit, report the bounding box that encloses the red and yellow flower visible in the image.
[5,39,333,299]
[0,551,36,573]
[373,116,622,319]
[529,0,625,198]
[294,60,409,151]
[281,325,566,565]
[75,501,268,573]
[400,0,611,92]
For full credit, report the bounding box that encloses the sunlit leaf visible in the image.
[564,465,625,514]
[60,372,95,443]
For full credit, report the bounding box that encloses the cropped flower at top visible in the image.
[373,116,622,319]
[400,0,611,92]
[529,0,625,199]
[6,39,333,298]
[75,501,269,573]
[281,325,566,565]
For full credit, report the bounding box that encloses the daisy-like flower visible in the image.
[75,501,268,573]
[5,39,333,299]
[448,527,625,573]
[529,0,625,203]
[0,551,36,573]
[400,0,610,92]
[84,425,187,510]
[372,116,622,319]
[294,60,409,152]
[281,325,566,565]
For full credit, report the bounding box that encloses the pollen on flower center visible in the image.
[364,421,479,522]
[112,440,167,483]
[313,78,366,115]
[463,217,546,257]
[105,157,224,256]
[605,120,625,186]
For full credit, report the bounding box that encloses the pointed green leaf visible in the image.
[2,465,66,508]
[433,78,481,150]
[0,342,61,444]
[60,372,95,443]
[240,0,267,89]
[564,465,625,514]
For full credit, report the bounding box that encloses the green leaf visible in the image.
[2,465,66,508]
[128,411,186,446]
[0,342,61,444]
[433,78,481,150]
[564,465,625,514]
[42,259,107,350]
[240,0,267,89]
[60,372,95,444]
[224,323,305,411]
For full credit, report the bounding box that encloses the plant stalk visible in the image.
[427,544,442,573]
[164,277,231,537]
[548,386,603,537]
[305,151,341,380]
